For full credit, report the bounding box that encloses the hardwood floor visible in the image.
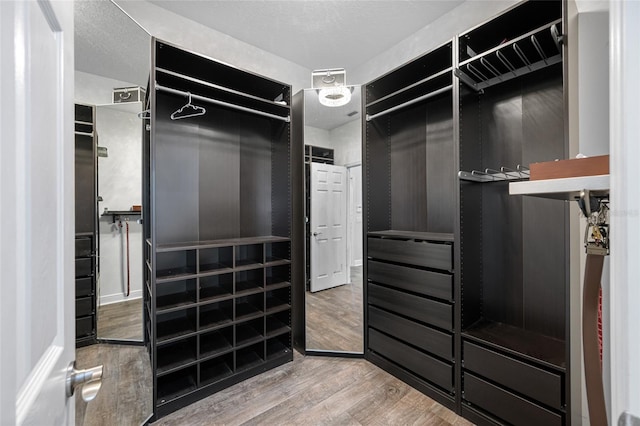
[306,266,363,352]
[97,298,144,340]
[76,344,152,426]
[152,352,473,426]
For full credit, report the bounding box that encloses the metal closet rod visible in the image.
[366,85,452,121]
[155,84,291,123]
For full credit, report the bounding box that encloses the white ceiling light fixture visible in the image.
[312,68,351,108]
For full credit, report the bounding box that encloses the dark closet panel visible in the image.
[75,133,95,234]
[368,260,452,301]
[198,108,242,240]
[425,94,455,233]
[390,104,427,231]
[272,123,293,238]
[155,95,202,244]
[365,120,391,231]
[239,115,273,238]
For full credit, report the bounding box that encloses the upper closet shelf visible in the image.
[509,174,609,200]
[156,84,291,123]
[456,19,563,92]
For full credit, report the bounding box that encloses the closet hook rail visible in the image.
[458,165,530,182]
[156,84,291,123]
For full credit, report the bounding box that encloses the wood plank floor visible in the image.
[76,344,152,426]
[152,352,473,426]
[306,266,363,352]
[97,298,144,340]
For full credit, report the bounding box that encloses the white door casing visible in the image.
[0,1,75,425]
[310,163,347,292]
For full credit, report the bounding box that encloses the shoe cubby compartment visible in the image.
[266,287,290,314]
[235,244,263,268]
[75,237,93,257]
[266,264,291,290]
[264,240,290,264]
[235,318,264,347]
[266,310,291,338]
[235,294,264,321]
[156,250,197,281]
[199,273,233,303]
[266,332,291,361]
[200,353,234,387]
[236,342,265,373]
[235,268,264,295]
[199,326,233,359]
[156,308,196,343]
[156,279,197,312]
[157,337,197,375]
[199,300,233,330]
[157,365,197,405]
[199,246,233,274]
[76,296,94,317]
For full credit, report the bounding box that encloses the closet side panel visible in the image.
[425,95,455,234]
[390,104,428,231]
[239,114,272,238]
[480,84,524,325]
[155,95,200,244]
[521,70,566,339]
[198,108,241,240]
[271,122,291,237]
[366,121,391,232]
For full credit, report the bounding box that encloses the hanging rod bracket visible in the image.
[454,69,483,93]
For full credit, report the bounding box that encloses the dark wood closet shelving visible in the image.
[146,39,294,420]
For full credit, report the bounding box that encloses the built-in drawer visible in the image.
[76,316,94,338]
[76,296,94,317]
[368,283,452,330]
[368,260,452,301]
[463,373,563,426]
[75,277,93,297]
[367,237,452,271]
[463,341,563,409]
[369,306,452,360]
[369,328,453,391]
[75,237,93,257]
[75,258,93,278]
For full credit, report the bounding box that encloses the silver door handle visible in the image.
[312,232,323,237]
[66,361,103,402]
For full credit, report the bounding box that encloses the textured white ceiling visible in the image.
[304,86,362,130]
[146,0,464,72]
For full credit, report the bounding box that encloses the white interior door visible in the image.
[310,162,348,292]
[348,165,363,267]
[0,1,76,424]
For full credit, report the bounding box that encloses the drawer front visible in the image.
[368,283,452,330]
[368,260,452,301]
[464,341,563,409]
[369,306,452,360]
[463,373,563,426]
[368,238,452,271]
[75,258,93,278]
[76,316,94,338]
[370,328,453,391]
[75,237,93,257]
[76,296,94,317]
[76,277,93,297]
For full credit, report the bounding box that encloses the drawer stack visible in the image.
[461,337,565,425]
[366,232,455,408]
[75,235,96,346]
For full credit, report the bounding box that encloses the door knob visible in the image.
[312,231,323,237]
[66,361,103,402]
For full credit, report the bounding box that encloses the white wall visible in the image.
[116,1,310,93]
[330,120,362,167]
[75,71,144,306]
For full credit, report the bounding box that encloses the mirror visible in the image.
[75,0,149,342]
[303,86,364,353]
[74,0,152,424]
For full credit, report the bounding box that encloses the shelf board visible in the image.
[156,236,290,252]
[156,292,197,313]
[157,373,197,405]
[157,348,197,376]
[200,310,233,330]
[367,230,454,242]
[236,351,265,373]
[265,300,290,316]
[266,319,291,338]
[199,287,233,304]
[462,320,566,371]
[265,281,291,291]
[200,333,233,359]
[235,282,264,297]
[156,267,197,283]
[156,318,196,343]
[200,361,234,387]
[236,325,264,348]
[264,258,291,267]
[509,174,609,200]
[235,303,264,321]
[199,262,233,274]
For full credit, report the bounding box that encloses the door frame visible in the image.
[346,162,363,271]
